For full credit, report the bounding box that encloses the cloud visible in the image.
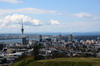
[0,0,21,3]
[47,21,100,32]
[29,21,100,33]
[72,12,100,21]
[0,8,61,15]
[0,14,41,28]
[49,20,60,25]
[72,12,92,18]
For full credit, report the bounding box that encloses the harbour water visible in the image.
[0,39,22,44]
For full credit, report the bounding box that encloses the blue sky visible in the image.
[0,0,100,33]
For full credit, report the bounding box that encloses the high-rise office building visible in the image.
[56,35,62,42]
[97,37,100,43]
[22,37,27,45]
[0,43,4,50]
[68,34,74,42]
[39,35,42,42]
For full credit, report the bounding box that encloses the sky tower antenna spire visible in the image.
[21,19,24,35]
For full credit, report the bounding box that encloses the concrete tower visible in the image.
[21,21,24,35]
[21,21,26,45]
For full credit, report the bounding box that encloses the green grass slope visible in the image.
[12,57,100,66]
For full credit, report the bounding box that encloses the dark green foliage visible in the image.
[32,44,43,60]
[0,58,7,64]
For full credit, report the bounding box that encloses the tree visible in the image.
[32,44,43,60]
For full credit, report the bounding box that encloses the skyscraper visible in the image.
[68,34,74,42]
[39,35,42,42]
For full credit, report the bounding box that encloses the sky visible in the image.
[0,0,100,33]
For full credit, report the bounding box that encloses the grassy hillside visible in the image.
[12,57,100,66]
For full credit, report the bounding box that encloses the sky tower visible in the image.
[21,20,26,45]
[21,21,24,35]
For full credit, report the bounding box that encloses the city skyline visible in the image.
[0,0,100,33]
